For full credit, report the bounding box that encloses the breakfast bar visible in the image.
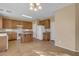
[20,31,33,43]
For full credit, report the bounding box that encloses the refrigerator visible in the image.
[33,25,45,40]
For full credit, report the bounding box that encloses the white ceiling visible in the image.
[0,3,72,21]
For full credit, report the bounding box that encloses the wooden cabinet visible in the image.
[43,32,50,41]
[8,32,17,40]
[0,16,3,28]
[0,33,8,51]
[15,21,32,29]
[45,20,50,28]
[3,19,12,29]
[11,20,23,29]
[2,17,32,29]
[17,21,24,28]
[39,19,50,29]
[23,21,32,29]
[11,20,17,29]
[21,33,33,43]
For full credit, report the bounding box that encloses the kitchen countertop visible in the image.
[0,33,8,36]
[22,31,33,34]
[0,29,32,32]
[0,29,33,36]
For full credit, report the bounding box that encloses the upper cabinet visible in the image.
[39,19,50,29]
[1,17,32,29]
[3,18,12,29]
[11,20,17,29]
[23,21,32,29]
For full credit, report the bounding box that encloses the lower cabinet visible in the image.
[7,32,33,41]
[0,33,8,51]
[21,33,33,43]
[43,32,50,41]
[8,32,17,40]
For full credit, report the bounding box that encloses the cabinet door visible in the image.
[23,22,27,29]
[27,22,32,29]
[11,20,17,29]
[21,34,32,43]
[45,20,50,28]
[39,19,50,29]
[0,16,3,28]
[23,21,32,29]
[43,32,50,41]
[0,36,8,50]
[3,19,12,29]
[19,21,23,25]
[8,32,17,40]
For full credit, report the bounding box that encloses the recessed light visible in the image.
[22,14,32,18]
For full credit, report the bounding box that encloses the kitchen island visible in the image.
[20,31,33,43]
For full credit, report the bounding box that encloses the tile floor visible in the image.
[0,40,71,56]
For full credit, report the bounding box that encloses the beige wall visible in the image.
[55,4,76,51]
[76,4,79,51]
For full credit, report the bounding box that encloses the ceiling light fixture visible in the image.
[30,3,42,11]
[22,14,32,18]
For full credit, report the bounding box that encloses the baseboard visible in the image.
[8,39,16,41]
[55,46,79,56]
